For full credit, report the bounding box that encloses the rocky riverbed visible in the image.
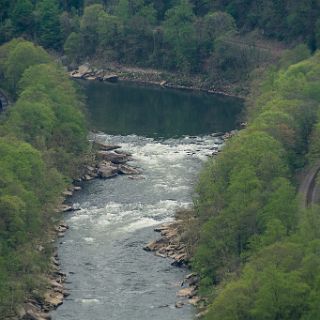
[143,221,209,318]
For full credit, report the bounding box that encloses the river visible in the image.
[51,82,242,320]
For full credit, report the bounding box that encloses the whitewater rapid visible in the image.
[51,133,223,320]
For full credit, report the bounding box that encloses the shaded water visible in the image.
[81,81,242,138]
[51,82,243,320]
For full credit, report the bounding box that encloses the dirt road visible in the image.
[298,162,320,208]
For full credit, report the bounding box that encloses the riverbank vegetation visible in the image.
[2,1,320,319]
[3,0,318,93]
[188,48,320,319]
[0,39,88,317]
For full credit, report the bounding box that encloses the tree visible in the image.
[190,0,211,15]
[3,40,50,94]
[60,11,80,43]
[97,12,122,59]
[35,0,62,49]
[64,31,84,63]
[0,39,88,318]
[204,11,236,41]
[80,4,103,56]
[0,19,14,45]
[6,100,56,148]
[114,0,130,21]
[59,0,84,12]
[10,0,34,35]
[163,0,197,71]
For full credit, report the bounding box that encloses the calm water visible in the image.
[81,81,242,138]
[51,82,243,320]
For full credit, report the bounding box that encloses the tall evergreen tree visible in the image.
[35,0,62,49]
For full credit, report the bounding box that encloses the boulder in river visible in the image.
[102,74,118,82]
[94,141,121,151]
[154,224,171,232]
[160,80,167,87]
[211,132,224,137]
[177,287,196,298]
[62,190,73,197]
[82,174,94,181]
[188,296,200,306]
[77,64,92,77]
[97,162,119,179]
[57,204,73,212]
[214,138,224,145]
[96,151,128,164]
[69,71,82,79]
[118,164,140,175]
[44,292,64,308]
[143,238,167,251]
[25,310,50,320]
[114,149,132,157]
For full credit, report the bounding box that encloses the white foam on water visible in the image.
[74,134,222,234]
[119,217,170,233]
[103,134,220,169]
[76,299,100,304]
[69,212,91,223]
[88,199,190,233]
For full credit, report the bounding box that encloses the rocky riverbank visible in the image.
[13,128,241,320]
[12,137,142,320]
[143,221,208,318]
[140,129,245,318]
[69,63,245,98]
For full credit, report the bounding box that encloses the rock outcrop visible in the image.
[97,161,119,179]
[96,150,128,164]
[144,221,188,267]
[78,138,141,181]
[144,221,205,310]
[70,64,118,82]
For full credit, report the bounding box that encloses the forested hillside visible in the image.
[2,1,320,319]
[0,39,88,317]
[189,48,320,319]
[2,0,319,85]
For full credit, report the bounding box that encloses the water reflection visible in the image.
[80,81,243,138]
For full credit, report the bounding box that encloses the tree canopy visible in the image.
[0,39,88,316]
[191,51,320,320]
[1,0,319,83]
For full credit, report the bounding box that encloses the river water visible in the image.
[51,82,242,320]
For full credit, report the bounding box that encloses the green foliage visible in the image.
[80,4,103,56]
[1,0,320,85]
[113,0,157,65]
[192,52,320,319]
[35,0,62,49]
[11,0,34,34]
[163,0,196,72]
[204,11,236,39]
[97,13,122,59]
[64,31,84,63]
[0,39,88,317]
[1,40,50,95]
